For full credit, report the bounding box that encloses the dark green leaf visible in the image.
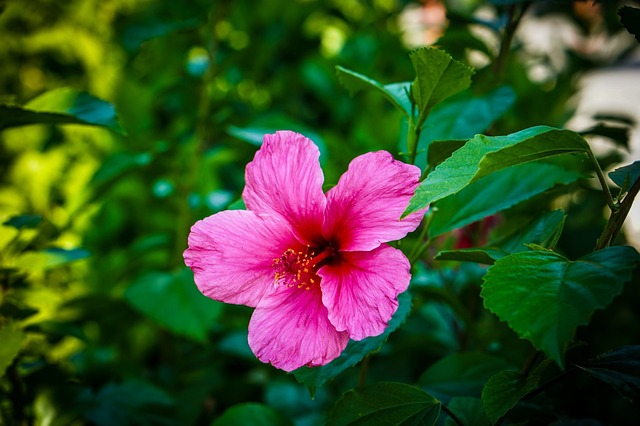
[212,403,294,426]
[429,163,581,238]
[410,47,474,126]
[481,361,550,424]
[609,161,640,192]
[580,123,629,149]
[422,87,516,167]
[444,397,490,426]
[406,126,591,215]
[293,291,411,392]
[90,152,153,189]
[436,210,567,264]
[335,66,411,117]
[577,345,640,404]
[481,246,640,367]
[124,268,223,343]
[418,352,513,403]
[619,6,640,43]
[426,139,467,171]
[2,214,42,229]
[328,382,440,426]
[1,88,125,133]
[0,322,23,376]
[78,380,174,426]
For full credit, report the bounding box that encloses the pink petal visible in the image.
[184,210,298,307]
[323,151,423,252]
[243,131,326,244]
[248,284,349,372]
[318,244,411,341]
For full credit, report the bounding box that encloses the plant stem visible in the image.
[441,402,464,426]
[493,2,530,80]
[407,119,421,166]
[595,173,640,250]
[588,151,616,211]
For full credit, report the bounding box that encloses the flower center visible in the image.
[273,245,334,290]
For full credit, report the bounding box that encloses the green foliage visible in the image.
[1,0,639,424]
[328,382,440,426]
[482,246,640,367]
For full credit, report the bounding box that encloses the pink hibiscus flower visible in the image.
[184,131,423,372]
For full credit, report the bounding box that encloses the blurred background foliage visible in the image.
[0,0,639,424]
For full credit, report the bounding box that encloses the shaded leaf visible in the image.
[212,403,294,426]
[410,47,474,127]
[429,162,581,238]
[444,397,490,426]
[481,246,640,367]
[1,88,125,133]
[77,380,174,426]
[481,361,550,424]
[577,345,640,404]
[406,126,590,215]
[435,249,505,265]
[293,291,411,393]
[124,268,223,343]
[418,352,513,403]
[609,161,640,192]
[2,214,42,229]
[0,322,24,376]
[90,152,153,189]
[619,6,640,43]
[422,87,516,167]
[580,123,629,149]
[335,66,411,117]
[328,382,440,426]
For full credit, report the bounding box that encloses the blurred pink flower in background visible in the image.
[184,131,423,371]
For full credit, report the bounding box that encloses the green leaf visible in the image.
[212,403,294,426]
[481,246,640,367]
[0,322,24,376]
[410,47,474,126]
[15,248,91,271]
[90,152,153,189]
[609,161,640,192]
[0,88,125,134]
[619,6,640,43]
[481,361,550,424]
[429,162,581,238]
[436,210,567,264]
[77,379,174,426]
[124,268,223,343]
[580,123,629,149]
[418,352,513,403]
[2,214,42,229]
[422,87,516,167]
[444,397,490,426]
[405,126,591,215]
[335,66,411,117]
[426,139,467,171]
[328,382,440,426]
[577,345,640,404]
[293,291,411,393]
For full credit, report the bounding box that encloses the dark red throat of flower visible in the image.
[272,245,334,290]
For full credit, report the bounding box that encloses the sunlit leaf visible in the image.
[481,246,640,367]
[0,322,24,376]
[335,66,411,117]
[429,162,581,238]
[409,47,474,126]
[577,345,640,404]
[212,403,294,426]
[16,248,91,271]
[293,291,411,393]
[124,268,223,343]
[418,352,513,403]
[328,382,440,426]
[405,126,591,215]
